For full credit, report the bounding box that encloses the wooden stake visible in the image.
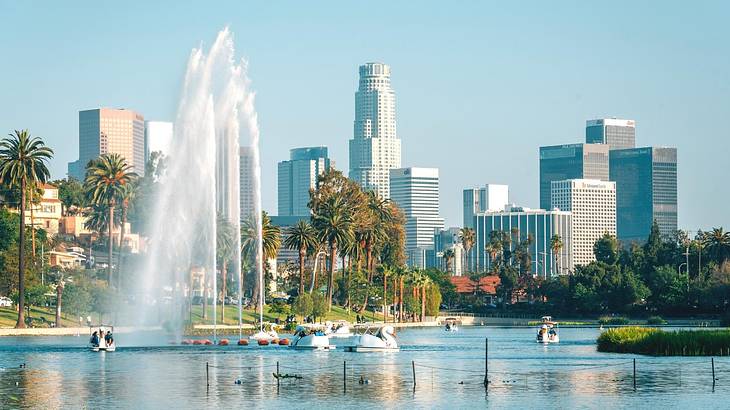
[484,337,489,388]
[633,359,636,390]
[343,360,347,392]
[412,360,416,389]
[712,357,716,389]
[276,361,280,388]
[206,361,209,387]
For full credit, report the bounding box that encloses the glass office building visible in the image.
[473,207,573,277]
[539,143,609,209]
[278,146,331,217]
[586,118,636,150]
[609,147,677,244]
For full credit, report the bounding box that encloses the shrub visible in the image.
[598,315,630,325]
[647,316,667,325]
[597,326,730,355]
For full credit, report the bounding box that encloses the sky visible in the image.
[1,1,729,230]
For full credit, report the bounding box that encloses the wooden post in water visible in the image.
[484,337,489,388]
[712,357,716,389]
[412,360,417,389]
[206,362,209,387]
[276,361,280,388]
[633,359,636,390]
[343,360,347,392]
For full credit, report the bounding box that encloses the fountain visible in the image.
[138,27,262,341]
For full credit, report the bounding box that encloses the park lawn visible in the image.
[0,306,79,328]
[189,304,383,326]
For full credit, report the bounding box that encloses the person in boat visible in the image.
[90,331,100,347]
[104,331,114,347]
[445,322,451,331]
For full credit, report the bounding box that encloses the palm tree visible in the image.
[703,227,730,265]
[216,215,236,321]
[442,248,455,273]
[486,234,503,271]
[459,227,475,273]
[378,264,393,321]
[116,181,138,288]
[312,196,354,310]
[248,211,280,307]
[550,234,564,275]
[283,220,318,295]
[0,130,53,328]
[84,153,136,285]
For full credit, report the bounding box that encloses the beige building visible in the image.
[24,183,63,235]
[59,216,141,254]
[68,108,145,180]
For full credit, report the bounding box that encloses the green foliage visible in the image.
[598,326,730,356]
[594,233,619,265]
[268,300,290,316]
[293,293,313,318]
[425,284,441,316]
[597,316,630,325]
[647,316,667,325]
[311,292,327,321]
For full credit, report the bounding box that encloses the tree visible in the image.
[459,227,475,273]
[442,248,455,273]
[84,153,136,286]
[283,220,318,296]
[55,177,85,215]
[292,293,313,319]
[0,130,53,328]
[486,232,503,271]
[497,265,518,305]
[704,227,730,265]
[310,292,327,323]
[312,196,354,310]
[550,234,564,274]
[594,233,619,265]
[216,215,236,321]
[116,180,138,287]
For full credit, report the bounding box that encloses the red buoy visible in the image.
[219,339,229,346]
[257,339,269,346]
[181,339,192,345]
[278,338,289,346]
[192,339,203,345]
[204,339,213,345]
[237,339,249,346]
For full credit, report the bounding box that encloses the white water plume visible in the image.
[136,28,262,340]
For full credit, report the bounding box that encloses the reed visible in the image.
[598,326,730,356]
[598,316,630,325]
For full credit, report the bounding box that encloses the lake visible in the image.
[0,327,727,409]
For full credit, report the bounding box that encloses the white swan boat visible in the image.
[345,325,399,352]
[326,320,353,338]
[249,322,279,342]
[89,325,116,352]
[536,316,559,344]
[444,317,459,332]
[290,325,335,350]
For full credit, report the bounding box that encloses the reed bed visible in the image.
[597,326,730,356]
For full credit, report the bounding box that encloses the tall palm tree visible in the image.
[486,234,503,272]
[459,227,475,273]
[550,234,564,275]
[442,248,455,273]
[84,153,136,285]
[284,220,318,295]
[116,181,138,288]
[248,211,281,307]
[703,227,730,265]
[378,264,393,321]
[312,196,354,310]
[216,215,236,321]
[0,130,53,328]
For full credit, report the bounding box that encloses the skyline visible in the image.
[2,1,729,230]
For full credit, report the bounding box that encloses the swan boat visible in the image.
[89,325,116,352]
[326,320,354,338]
[249,322,279,342]
[536,316,559,344]
[444,317,459,332]
[290,325,335,350]
[345,325,399,352]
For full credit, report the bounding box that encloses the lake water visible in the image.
[0,327,727,409]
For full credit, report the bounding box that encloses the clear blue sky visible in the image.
[1,1,728,230]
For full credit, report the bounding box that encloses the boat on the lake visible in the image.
[290,325,335,350]
[345,325,399,352]
[325,320,353,338]
[444,317,459,332]
[89,325,116,352]
[536,316,559,344]
[249,322,279,342]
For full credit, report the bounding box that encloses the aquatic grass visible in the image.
[597,326,730,356]
[646,316,667,325]
[598,316,630,325]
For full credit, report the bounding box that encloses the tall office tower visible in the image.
[390,167,444,268]
[586,118,636,150]
[462,184,509,228]
[144,121,173,163]
[349,62,401,199]
[473,205,573,276]
[609,147,677,243]
[539,143,609,209]
[278,147,331,217]
[551,179,616,267]
[69,108,145,180]
[239,147,255,221]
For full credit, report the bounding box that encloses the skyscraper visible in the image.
[278,146,331,217]
[609,147,678,243]
[586,118,636,150]
[539,143,609,209]
[389,167,444,268]
[349,62,401,199]
[69,108,145,180]
[239,147,255,221]
[144,121,173,163]
[551,179,616,267]
[463,184,509,228]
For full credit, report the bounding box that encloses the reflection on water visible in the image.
[1,327,729,409]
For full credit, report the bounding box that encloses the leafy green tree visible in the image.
[292,293,313,319]
[646,265,687,312]
[0,130,53,328]
[594,233,619,265]
[497,265,518,305]
[55,178,85,215]
[311,292,327,323]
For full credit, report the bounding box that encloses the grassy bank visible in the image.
[189,305,383,326]
[0,307,79,328]
[597,326,730,356]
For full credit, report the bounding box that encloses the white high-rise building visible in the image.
[390,167,444,268]
[239,147,255,221]
[144,121,173,163]
[349,62,401,199]
[551,179,616,268]
[463,184,509,228]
